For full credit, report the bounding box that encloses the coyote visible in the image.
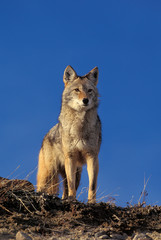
[37,66,101,202]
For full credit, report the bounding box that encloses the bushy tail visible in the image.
[37,149,59,195]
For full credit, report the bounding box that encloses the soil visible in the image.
[0,185,161,239]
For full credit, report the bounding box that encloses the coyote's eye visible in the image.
[74,88,80,92]
[88,89,93,93]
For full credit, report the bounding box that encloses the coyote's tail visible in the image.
[37,149,59,195]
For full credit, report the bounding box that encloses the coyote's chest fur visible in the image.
[59,107,99,153]
[37,65,101,203]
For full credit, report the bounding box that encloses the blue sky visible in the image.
[0,1,161,206]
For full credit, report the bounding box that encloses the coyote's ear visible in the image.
[86,67,99,85]
[63,65,77,86]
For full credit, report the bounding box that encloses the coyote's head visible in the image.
[62,66,99,111]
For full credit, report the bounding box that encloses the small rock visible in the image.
[95,231,109,239]
[16,231,32,240]
[133,233,152,240]
[110,233,126,240]
[99,235,109,239]
[110,239,121,240]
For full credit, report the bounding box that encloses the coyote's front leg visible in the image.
[64,154,77,200]
[86,155,99,203]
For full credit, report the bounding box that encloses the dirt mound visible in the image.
[0,180,161,239]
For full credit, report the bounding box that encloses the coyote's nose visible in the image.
[83,98,89,105]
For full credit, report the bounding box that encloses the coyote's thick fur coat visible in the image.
[37,66,101,202]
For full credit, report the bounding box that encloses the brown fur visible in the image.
[37,66,101,202]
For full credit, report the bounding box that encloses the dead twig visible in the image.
[11,192,33,214]
[138,175,151,206]
[0,203,13,214]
